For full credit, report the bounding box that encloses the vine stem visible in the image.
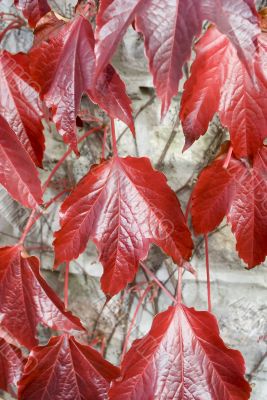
[204,234,212,312]
[19,127,103,245]
[111,119,118,157]
[223,145,233,169]
[121,285,152,362]
[140,262,176,303]
[43,127,102,192]
[64,262,70,310]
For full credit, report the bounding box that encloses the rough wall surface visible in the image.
[0,1,266,399]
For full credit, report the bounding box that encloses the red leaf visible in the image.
[0,115,42,209]
[54,156,193,297]
[95,0,259,114]
[15,0,51,28]
[30,14,134,151]
[180,22,267,158]
[109,304,251,400]
[0,338,25,396]
[0,51,45,167]
[0,246,85,349]
[33,11,66,47]
[192,146,267,267]
[89,64,135,135]
[18,334,120,400]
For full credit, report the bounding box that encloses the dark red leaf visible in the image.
[180,21,267,158]
[30,14,134,151]
[96,0,259,114]
[54,156,193,297]
[0,115,42,209]
[18,334,120,400]
[15,0,51,28]
[0,246,85,349]
[109,304,251,400]
[0,338,25,396]
[192,146,267,267]
[0,51,45,167]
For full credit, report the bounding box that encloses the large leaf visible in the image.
[30,14,134,152]
[18,334,120,400]
[0,115,42,209]
[0,246,85,349]
[180,21,267,158]
[191,145,267,267]
[0,338,25,396]
[109,304,251,400]
[54,156,193,297]
[15,0,51,28]
[95,0,259,113]
[0,51,45,167]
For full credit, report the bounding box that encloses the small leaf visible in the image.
[109,304,251,400]
[15,0,51,28]
[192,145,267,267]
[0,115,42,209]
[54,156,193,297]
[0,246,85,349]
[18,334,120,400]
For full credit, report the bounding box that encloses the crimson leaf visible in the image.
[109,304,251,400]
[18,334,120,400]
[0,246,85,349]
[96,0,259,114]
[30,14,134,152]
[54,156,193,297]
[15,0,51,28]
[0,338,25,396]
[180,21,267,158]
[0,115,42,209]
[0,51,45,167]
[191,145,267,267]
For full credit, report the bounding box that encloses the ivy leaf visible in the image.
[0,115,42,209]
[30,14,134,153]
[0,51,45,167]
[15,0,51,28]
[0,246,85,349]
[96,0,259,114]
[191,145,267,267]
[0,338,25,397]
[18,334,120,400]
[180,21,267,158]
[54,156,193,297]
[109,304,251,400]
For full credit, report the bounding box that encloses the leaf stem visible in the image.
[223,145,233,169]
[111,119,118,157]
[204,234,212,312]
[140,262,176,303]
[64,262,70,310]
[121,285,152,362]
[177,266,183,303]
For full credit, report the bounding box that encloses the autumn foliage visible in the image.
[0,0,266,399]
